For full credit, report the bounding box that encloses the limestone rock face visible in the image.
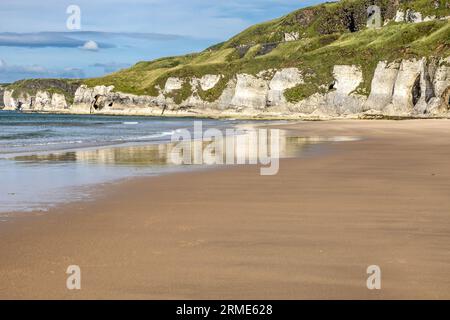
[394,10,405,22]
[364,57,449,116]
[3,90,15,110]
[64,84,161,114]
[365,61,401,111]
[73,85,118,112]
[35,91,52,109]
[385,59,422,114]
[414,58,436,114]
[1,89,68,111]
[287,65,366,116]
[50,94,68,110]
[74,85,114,104]
[289,92,326,115]
[405,9,423,23]
[230,74,269,109]
[332,65,362,95]
[164,77,183,92]
[433,57,450,98]
[2,90,32,110]
[0,85,5,109]
[2,56,449,119]
[427,57,450,114]
[394,9,424,23]
[198,75,221,91]
[284,32,300,42]
[325,65,366,114]
[267,68,303,106]
[217,79,236,110]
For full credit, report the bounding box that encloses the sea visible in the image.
[0,110,349,214]
[0,111,254,214]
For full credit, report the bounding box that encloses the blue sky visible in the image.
[0,0,323,83]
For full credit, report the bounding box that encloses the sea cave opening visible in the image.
[412,76,421,106]
[343,9,357,33]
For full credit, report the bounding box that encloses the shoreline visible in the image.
[0,119,327,214]
[2,108,450,121]
[1,119,450,299]
[0,117,307,214]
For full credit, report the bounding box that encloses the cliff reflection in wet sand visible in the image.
[2,129,360,213]
[11,130,357,167]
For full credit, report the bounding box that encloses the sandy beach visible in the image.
[1,120,450,299]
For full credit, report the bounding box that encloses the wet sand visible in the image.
[1,120,450,299]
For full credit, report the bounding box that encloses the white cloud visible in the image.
[81,40,99,51]
[0,58,85,83]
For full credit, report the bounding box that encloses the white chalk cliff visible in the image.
[3,57,449,119]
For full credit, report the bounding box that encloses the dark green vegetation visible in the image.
[7,79,81,105]
[7,0,450,104]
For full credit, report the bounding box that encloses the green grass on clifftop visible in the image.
[7,79,81,105]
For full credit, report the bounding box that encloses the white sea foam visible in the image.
[10,140,84,147]
[134,130,175,140]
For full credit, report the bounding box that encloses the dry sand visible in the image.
[1,120,450,299]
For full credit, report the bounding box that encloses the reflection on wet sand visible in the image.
[2,129,360,213]
[12,130,358,167]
